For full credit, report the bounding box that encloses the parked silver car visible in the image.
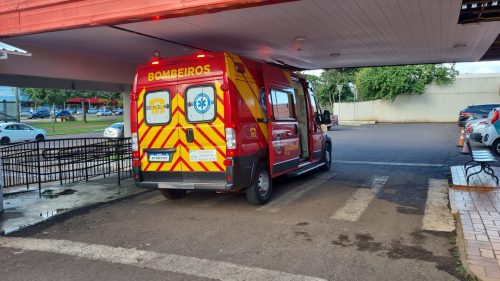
[103,122,124,138]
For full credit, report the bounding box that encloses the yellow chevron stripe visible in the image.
[176,94,226,172]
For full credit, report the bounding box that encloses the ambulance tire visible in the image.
[246,162,272,205]
[159,189,187,200]
[320,142,332,171]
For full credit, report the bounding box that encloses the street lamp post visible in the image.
[352,85,358,121]
[336,84,343,122]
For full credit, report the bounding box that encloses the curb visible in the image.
[338,121,376,125]
[1,188,153,236]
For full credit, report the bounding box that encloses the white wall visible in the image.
[334,74,500,122]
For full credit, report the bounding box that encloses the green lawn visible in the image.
[24,116,124,135]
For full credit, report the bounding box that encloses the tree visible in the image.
[355,64,457,101]
[24,88,73,105]
[24,88,76,131]
[305,68,358,111]
[24,88,123,123]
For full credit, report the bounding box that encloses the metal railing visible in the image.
[0,137,132,192]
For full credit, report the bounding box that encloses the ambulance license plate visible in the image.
[148,152,170,162]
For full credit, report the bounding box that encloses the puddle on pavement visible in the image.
[330,232,460,278]
[40,189,77,199]
[1,211,24,219]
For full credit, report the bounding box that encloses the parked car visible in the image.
[28,109,50,119]
[20,111,32,117]
[483,108,500,155]
[96,109,113,116]
[466,118,488,142]
[103,122,124,138]
[55,110,72,117]
[458,104,500,127]
[76,109,83,114]
[0,123,46,145]
[113,108,124,115]
[87,108,98,114]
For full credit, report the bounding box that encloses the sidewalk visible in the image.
[452,190,500,280]
[0,177,147,235]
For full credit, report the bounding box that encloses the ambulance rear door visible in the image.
[176,60,227,176]
[138,77,182,174]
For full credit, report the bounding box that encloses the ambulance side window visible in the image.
[310,95,320,116]
[271,89,296,120]
[145,90,171,125]
[186,85,216,123]
[310,95,321,122]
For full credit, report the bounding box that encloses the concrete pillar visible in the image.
[123,92,131,138]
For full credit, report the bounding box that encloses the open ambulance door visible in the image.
[263,65,301,177]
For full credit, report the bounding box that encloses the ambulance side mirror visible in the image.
[322,110,331,124]
[314,112,322,124]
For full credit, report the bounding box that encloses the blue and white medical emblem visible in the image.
[194,93,211,114]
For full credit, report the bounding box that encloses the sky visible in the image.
[305,61,500,76]
[453,61,500,74]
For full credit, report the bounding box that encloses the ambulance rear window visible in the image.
[186,85,216,123]
[144,90,171,125]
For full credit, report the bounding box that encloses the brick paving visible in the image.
[454,190,500,280]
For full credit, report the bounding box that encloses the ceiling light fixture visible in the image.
[295,37,307,42]
[452,44,467,49]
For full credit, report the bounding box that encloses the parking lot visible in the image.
[0,123,470,281]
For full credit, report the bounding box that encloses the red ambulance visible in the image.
[130,52,332,205]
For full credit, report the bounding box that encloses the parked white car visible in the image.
[0,123,47,145]
[96,109,113,116]
[103,122,124,138]
[466,118,488,142]
[483,107,500,155]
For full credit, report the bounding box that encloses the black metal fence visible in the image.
[0,137,132,191]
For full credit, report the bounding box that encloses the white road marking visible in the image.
[422,179,455,232]
[0,237,326,281]
[139,195,166,205]
[256,179,329,213]
[333,160,444,167]
[330,176,389,221]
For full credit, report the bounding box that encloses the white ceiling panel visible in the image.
[3,0,500,69]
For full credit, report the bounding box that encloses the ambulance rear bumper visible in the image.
[135,171,233,191]
[139,181,232,191]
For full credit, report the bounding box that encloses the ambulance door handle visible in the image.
[186,128,194,143]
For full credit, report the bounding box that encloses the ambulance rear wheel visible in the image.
[159,189,187,200]
[246,162,272,205]
[320,142,332,171]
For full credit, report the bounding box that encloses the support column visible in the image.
[123,92,131,138]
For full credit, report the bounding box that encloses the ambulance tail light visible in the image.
[226,128,236,149]
[132,132,140,167]
[131,74,138,101]
[132,132,139,152]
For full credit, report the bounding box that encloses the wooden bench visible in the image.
[464,138,498,186]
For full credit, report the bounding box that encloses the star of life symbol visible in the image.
[194,93,210,114]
